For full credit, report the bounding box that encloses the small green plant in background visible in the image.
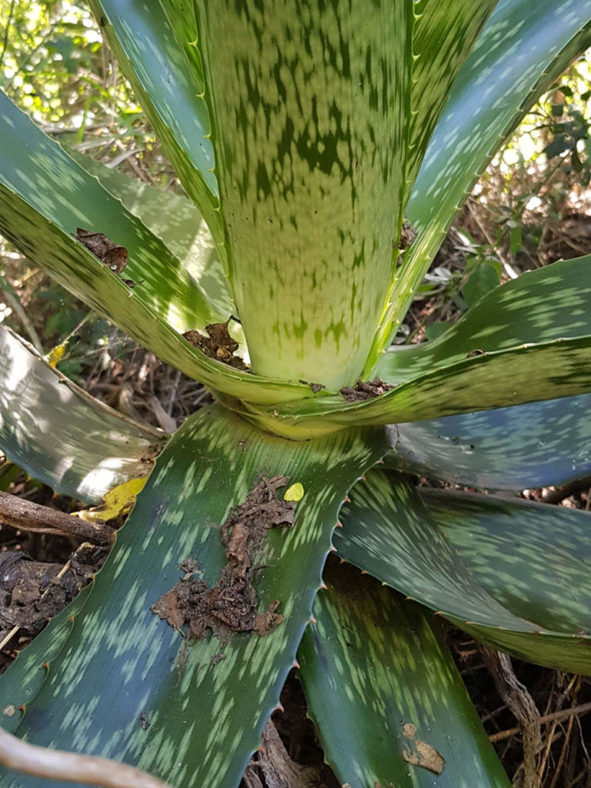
[0,2,590,787]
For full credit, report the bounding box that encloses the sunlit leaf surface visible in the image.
[0,326,163,503]
[335,471,591,674]
[299,561,509,787]
[0,406,390,787]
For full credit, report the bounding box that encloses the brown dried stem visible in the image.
[0,492,114,545]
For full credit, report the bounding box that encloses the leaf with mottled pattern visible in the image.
[389,393,591,491]
[0,406,390,787]
[335,471,591,674]
[299,560,509,787]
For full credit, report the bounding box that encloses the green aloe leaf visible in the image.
[193,0,412,389]
[88,0,223,246]
[335,471,591,674]
[69,152,234,320]
[390,393,591,491]
[376,255,591,384]
[0,326,163,504]
[379,0,591,349]
[0,93,311,405]
[245,335,591,438]
[299,561,509,787]
[0,92,215,335]
[0,406,390,787]
[403,1,497,201]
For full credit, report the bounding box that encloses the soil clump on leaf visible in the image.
[183,319,248,370]
[74,227,128,274]
[340,378,394,402]
[152,475,296,641]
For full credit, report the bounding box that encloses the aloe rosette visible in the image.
[0,1,590,785]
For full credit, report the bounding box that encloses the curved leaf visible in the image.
[299,560,509,787]
[0,326,163,504]
[0,406,390,787]
[335,470,591,674]
[389,393,591,491]
[69,152,234,320]
[376,255,591,384]
[381,0,591,347]
[0,94,312,405]
[88,0,223,246]
[245,336,591,438]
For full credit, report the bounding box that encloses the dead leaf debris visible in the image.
[183,320,248,370]
[401,721,445,775]
[151,476,296,641]
[74,227,128,274]
[399,219,417,250]
[340,379,394,402]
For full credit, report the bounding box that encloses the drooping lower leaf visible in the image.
[335,470,591,674]
[244,335,591,438]
[389,393,591,491]
[299,560,509,787]
[0,326,163,503]
[0,406,390,787]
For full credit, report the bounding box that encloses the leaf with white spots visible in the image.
[0,405,390,787]
[380,0,591,345]
[298,560,509,787]
[335,471,591,674]
[88,0,223,246]
[389,393,591,491]
[0,326,163,504]
[376,254,591,384]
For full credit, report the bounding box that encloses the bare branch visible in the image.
[0,728,171,788]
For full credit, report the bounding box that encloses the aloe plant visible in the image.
[1,1,591,785]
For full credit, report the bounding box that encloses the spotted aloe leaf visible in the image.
[0,405,390,787]
[69,152,234,320]
[389,393,591,491]
[0,326,163,504]
[402,0,497,202]
[88,0,223,247]
[244,334,591,438]
[372,0,591,357]
[0,93,311,405]
[299,561,509,787]
[335,471,591,674]
[376,255,591,385]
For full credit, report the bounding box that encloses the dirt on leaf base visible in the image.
[340,379,394,402]
[183,320,249,370]
[151,476,296,642]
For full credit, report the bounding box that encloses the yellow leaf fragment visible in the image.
[284,482,304,502]
[74,477,147,523]
[46,344,66,368]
